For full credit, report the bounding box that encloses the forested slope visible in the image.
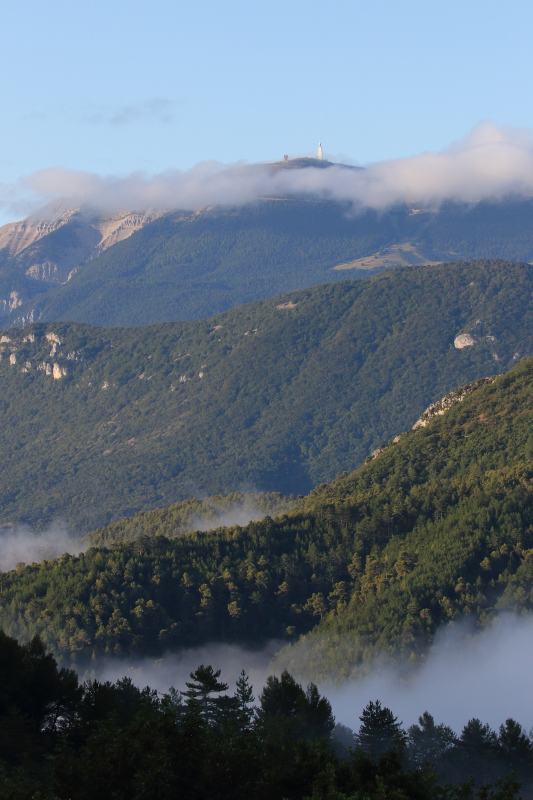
[7,195,533,327]
[2,258,533,530]
[3,356,533,674]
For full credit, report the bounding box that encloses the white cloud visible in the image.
[86,98,176,126]
[81,613,533,736]
[324,614,533,733]
[3,121,533,220]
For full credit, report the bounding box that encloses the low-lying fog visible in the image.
[3,523,532,733]
[85,614,533,734]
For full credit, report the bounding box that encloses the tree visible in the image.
[184,665,229,722]
[233,670,255,729]
[407,711,456,768]
[497,718,533,772]
[258,670,334,740]
[455,718,499,786]
[357,700,404,756]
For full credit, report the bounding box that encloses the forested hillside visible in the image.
[2,259,533,530]
[0,630,525,800]
[2,355,533,675]
[6,195,533,327]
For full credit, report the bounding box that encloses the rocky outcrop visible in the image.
[1,328,69,379]
[369,377,496,461]
[0,205,167,315]
[454,333,476,348]
[0,206,76,257]
[1,291,23,314]
[411,377,495,430]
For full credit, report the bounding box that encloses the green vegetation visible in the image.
[5,196,533,328]
[3,354,533,676]
[2,258,533,530]
[87,491,296,546]
[0,630,526,799]
[6,199,388,327]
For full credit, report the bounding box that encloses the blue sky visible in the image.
[1,0,532,223]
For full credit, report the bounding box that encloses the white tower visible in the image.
[317,141,323,160]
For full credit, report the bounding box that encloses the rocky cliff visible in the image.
[0,204,165,318]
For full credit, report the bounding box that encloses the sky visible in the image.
[1,0,533,224]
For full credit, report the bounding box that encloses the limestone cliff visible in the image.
[0,204,166,315]
[369,376,496,461]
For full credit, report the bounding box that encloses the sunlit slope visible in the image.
[274,357,533,680]
[8,196,533,327]
[2,258,533,531]
[3,356,533,670]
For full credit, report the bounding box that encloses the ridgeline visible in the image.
[2,258,533,531]
[2,354,533,676]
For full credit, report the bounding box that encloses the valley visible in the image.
[1,258,533,530]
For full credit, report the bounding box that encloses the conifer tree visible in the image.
[184,665,228,722]
[357,700,404,756]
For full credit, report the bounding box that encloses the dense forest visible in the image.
[3,355,533,675]
[86,491,296,546]
[0,630,528,800]
[5,196,533,328]
[2,258,533,530]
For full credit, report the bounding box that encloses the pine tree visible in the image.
[184,665,228,722]
[233,670,255,728]
[357,700,404,756]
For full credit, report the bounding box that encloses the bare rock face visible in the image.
[454,333,476,349]
[1,291,23,314]
[1,328,69,379]
[0,207,75,257]
[369,376,496,461]
[412,377,495,430]
[52,363,67,379]
[0,205,167,313]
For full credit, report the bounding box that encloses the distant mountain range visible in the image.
[2,258,533,532]
[3,193,533,327]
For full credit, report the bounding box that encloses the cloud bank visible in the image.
[0,523,86,572]
[87,640,283,697]
[4,121,533,221]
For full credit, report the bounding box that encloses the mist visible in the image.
[0,522,86,572]
[188,497,293,534]
[82,613,533,736]
[4,121,533,221]
[85,640,283,697]
[325,614,533,733]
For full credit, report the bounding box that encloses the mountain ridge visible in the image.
[4,195,533,327]
[2,352,533,674]
[1,258,533,531]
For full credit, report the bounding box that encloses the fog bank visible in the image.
[85,614,533,735]
[327,614,533,732]
[0,523,86,571]
[86,640,283,696]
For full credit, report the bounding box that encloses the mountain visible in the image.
[1,258,533,533]
[0,204,164,319]
[3,194,533,327]
[2,352,533,672]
